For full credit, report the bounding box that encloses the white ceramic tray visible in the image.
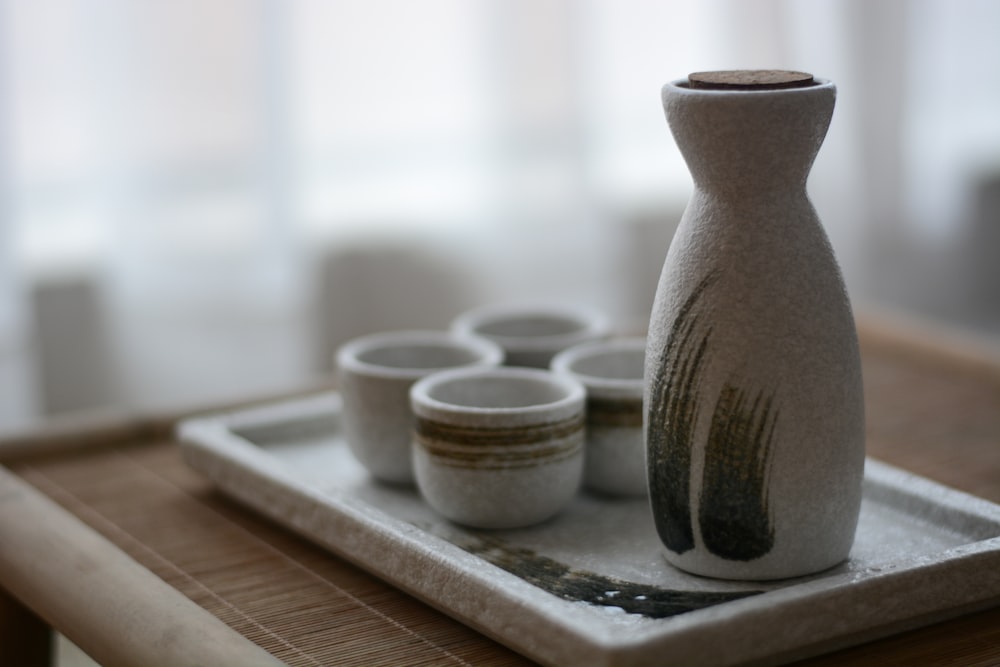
[178,392,1000,667]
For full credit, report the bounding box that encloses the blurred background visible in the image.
[1,0,999,427]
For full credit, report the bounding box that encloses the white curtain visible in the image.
[1,0,999,419]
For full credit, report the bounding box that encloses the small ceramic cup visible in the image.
[336,330,504,484]
[551,338,647,497]
[451,303,609,368]
[410,366,586,529]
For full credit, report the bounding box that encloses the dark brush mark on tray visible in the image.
[699,384,778,560]
[451,534,761,619]
[646,273,717,554]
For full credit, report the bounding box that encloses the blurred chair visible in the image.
[965,170,1000,322]
[614,203,684,335]
[309,236,485,373]
[29,269,117,415]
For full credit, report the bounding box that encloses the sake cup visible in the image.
[410,366,585,529]
[451,303,609,368]
[336,330,503,484]
[551,338,647,497]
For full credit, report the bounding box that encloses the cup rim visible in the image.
[411,366,585,426]
[451,303,609,352]
[550,337,645,394]
[336,330,504,380]
[663,76,834,97]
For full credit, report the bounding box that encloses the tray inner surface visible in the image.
[229,406,999,622]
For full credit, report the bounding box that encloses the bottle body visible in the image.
[645,78,865,580]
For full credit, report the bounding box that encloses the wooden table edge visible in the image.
[0,465,288,667]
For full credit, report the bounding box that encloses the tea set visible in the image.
[335,303,643,531]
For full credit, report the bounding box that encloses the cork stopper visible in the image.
[688,70,815,91]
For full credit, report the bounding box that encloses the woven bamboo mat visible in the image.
[6,321,1000,666]
[13,445,534,667]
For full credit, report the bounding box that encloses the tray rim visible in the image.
[178,391,1000,667]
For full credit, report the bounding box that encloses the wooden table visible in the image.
[2,315,999,667]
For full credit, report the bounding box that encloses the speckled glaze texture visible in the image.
[411,366,585,529]
[645,77,865,580]
[551,338,647,497]
[336,331,503,484]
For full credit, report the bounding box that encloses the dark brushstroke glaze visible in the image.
[415,414,583,470]
[587,396,643,428]
[648,270,780,562]
[416,414,583,447]
[647,273,717,554]
[699,384,778,560]
[452,534,762,619]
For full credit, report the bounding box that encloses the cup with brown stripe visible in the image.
[336,330,504,484]
[551,338,647,497]
[410,366,586,529]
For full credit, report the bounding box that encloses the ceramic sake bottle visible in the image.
[644,71,865,580]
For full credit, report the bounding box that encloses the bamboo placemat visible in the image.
[4,318,1000,666]
[12,444,533,667]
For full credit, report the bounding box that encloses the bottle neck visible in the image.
[663,80,835,204]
